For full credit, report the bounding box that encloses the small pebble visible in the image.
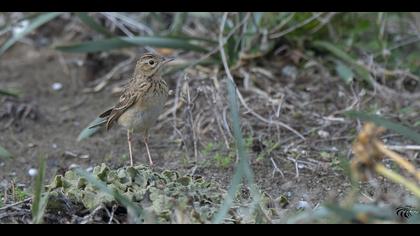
[27,143,37,148]
[69,163,79,169]
[86,166,93,172]
[51,82,63,91]
[79,154,89,159]
[297,200,310,210]
[382,48,391,57]
[63,151,78,158]
[28,168,38,177]
[12,20,29,36]
[0,180,8,188]
[52,144,58,149]
[75,59,84,67]
[281,65,298,79]
[317,130,330,138]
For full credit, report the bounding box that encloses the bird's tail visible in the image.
[88,119,106,129]
[88,108,113,129]
[77,109,112,141]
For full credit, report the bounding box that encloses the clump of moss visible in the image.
[47,163,269,223]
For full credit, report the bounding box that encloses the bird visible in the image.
[89,53,174,166]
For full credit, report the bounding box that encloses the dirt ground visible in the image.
[1,38,418,222]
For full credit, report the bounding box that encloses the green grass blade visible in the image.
[213,79,259,224]
[167,35,217,45]
[212,165,243,223]
[32,157,48,224]
[169,12,187,34]
[335,62,354,84]
[0,89,19,97]
[345,111,420,144]
[56,36,209,53]
[74,168,144,223]
[76,12,113,37]
[313,41,373,86]
[56,37,129,53]
[126,37,209,52]
[0,12,62,55]
[0,145,13,160]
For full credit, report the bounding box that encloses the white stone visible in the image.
[69,164,79,169]
[12,20,29,36]
[317,130,330,138]
[297,200,310,210]
[51,82,63,91]
[28,168,38,177]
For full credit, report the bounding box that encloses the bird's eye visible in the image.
[148,60,155,66]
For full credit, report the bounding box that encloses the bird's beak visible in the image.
[163,56,176,64]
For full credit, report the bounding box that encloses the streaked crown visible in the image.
[134,53,173,79]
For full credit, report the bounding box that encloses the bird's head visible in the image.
[134,53,175,79]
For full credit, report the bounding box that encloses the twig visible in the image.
[59,96,87,112]
[173,127,189,153]
[104,204,118,224]
[222,106,233,138]
[311,135,355,144]
[269,13,296,35]
[269,12,324,39]
[3,186,7,206]
[184,74,198,162]
[218,12,305,141]
[101,12,154,35]
[374,35,420,59]
[0,197,31,211]
[0,211,30,220]
[375,164,420,198]
[84,55,135,93]
[379,68,420,82]
[101,13,134,37]
[11,180,15,202]
[309,12,338,34]
[374,140,420,181]
[185,12,252,71]
[80,205,103,224]
[210,75,231,149]
[171,73,183,136]
[270,157,285,178]
[386,145,420,151]
[57,52,70,76]
[286,156,300,178]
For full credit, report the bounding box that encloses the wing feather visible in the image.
[105,91,138,130]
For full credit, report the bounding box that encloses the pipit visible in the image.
[90,53,174,166]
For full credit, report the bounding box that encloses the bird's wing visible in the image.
[104,90,138,130]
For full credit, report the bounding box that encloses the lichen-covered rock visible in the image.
[48,163,270,223]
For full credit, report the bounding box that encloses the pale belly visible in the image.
[117,95,167,132]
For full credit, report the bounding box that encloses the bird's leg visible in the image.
[127,129,134,167]
[143,130,153,166]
